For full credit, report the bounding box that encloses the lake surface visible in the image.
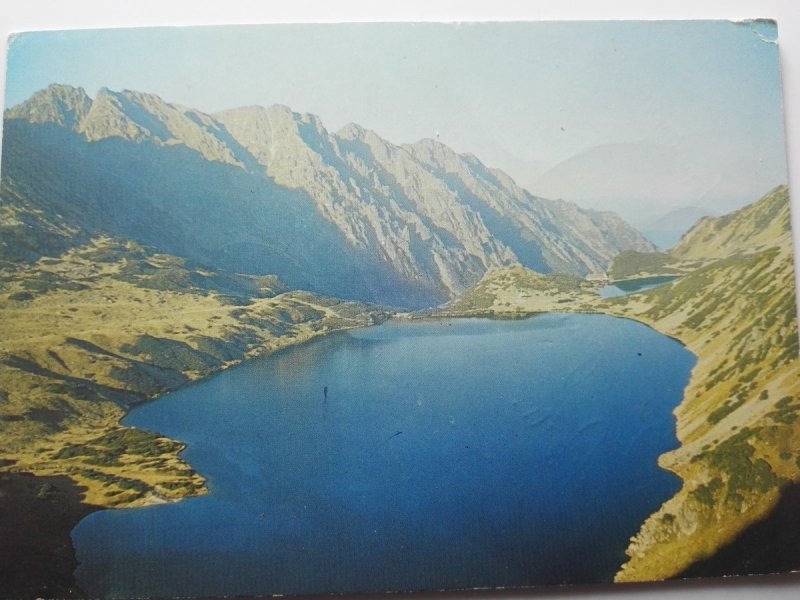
[599,276,679,298]
[72,314,695,598]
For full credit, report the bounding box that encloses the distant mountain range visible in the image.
[2,84,653,308]
[637,206,719,250]
[609,185,793,281]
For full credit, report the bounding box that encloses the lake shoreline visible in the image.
[409,305,693,351]
[1,283,392,599]
[10,239,795,596]
[74,312,692,597]
[440,256,800,583]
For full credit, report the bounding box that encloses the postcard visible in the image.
[0,20,798,599]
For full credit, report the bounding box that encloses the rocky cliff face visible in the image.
[4,84,653,307]
[215,107,516,296]
[217,103,654,292]
[4,84,92,129]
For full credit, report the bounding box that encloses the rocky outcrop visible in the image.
[4,83,91,130]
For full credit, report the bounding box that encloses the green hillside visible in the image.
[442,186,800,581]
[0,236,389,597]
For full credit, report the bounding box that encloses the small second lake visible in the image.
[599,276,679,298]
[72,313,695,598]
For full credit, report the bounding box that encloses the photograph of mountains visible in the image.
[0,20,798,600]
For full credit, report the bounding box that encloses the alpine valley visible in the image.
[0,84,798,597]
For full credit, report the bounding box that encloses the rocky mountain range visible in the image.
[2,84,653,308]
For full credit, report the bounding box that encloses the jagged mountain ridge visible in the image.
[216,102,654,283]
[2,90,437,308]
[3,84,653,307]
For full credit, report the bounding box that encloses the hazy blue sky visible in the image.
[4,20,788,221]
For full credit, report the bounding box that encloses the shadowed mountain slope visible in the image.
[4,84,654,307]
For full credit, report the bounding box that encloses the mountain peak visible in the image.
[74,87,244,166]
[261,104,322,127]
[336,122,368,140]
[78,87,153,142]
[409,139,488,170]
[405,137,467,167]
[264,103,293,117]
[5,83,92,130]
[409,136,453,152]
[335,122,390,153]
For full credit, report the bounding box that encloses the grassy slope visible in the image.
[608,250,683,280]
[607,187,791,282]
[1,237,389,505]
[440,186,800,581]
[432,267,599,316]
[671,186,791,261]
[0,237,389,597]
[610,239,799,581]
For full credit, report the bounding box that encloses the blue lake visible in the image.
[599,276,678,298]
[72,314,695,598]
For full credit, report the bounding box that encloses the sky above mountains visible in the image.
[4,20,788,222]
